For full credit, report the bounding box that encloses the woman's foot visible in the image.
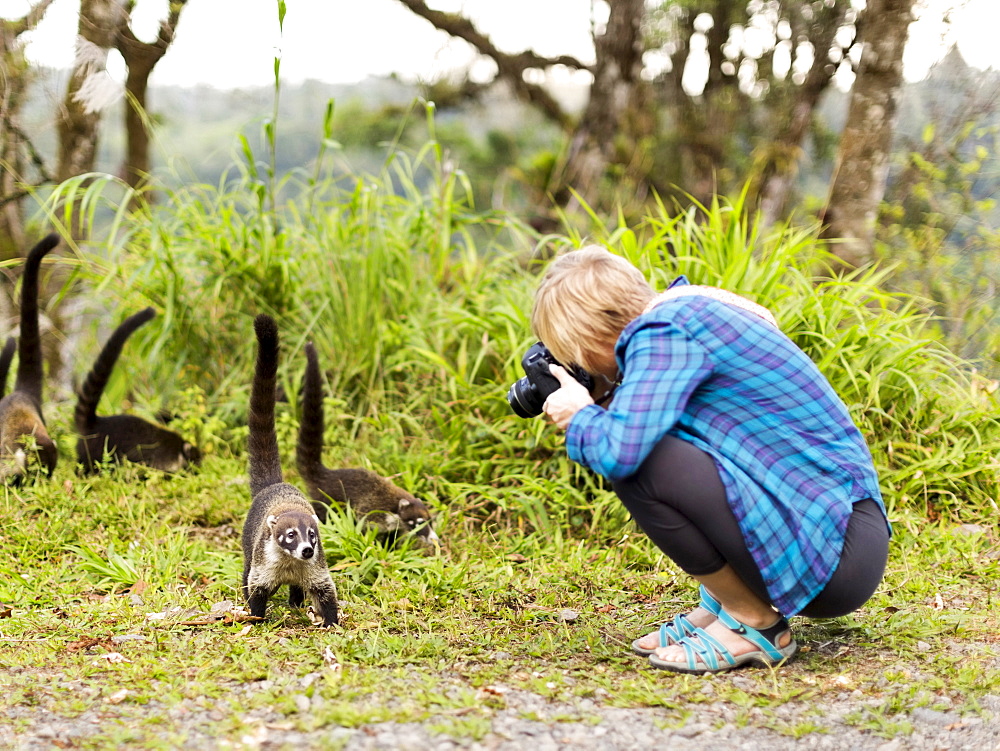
[632,605,718,653]
[631,585,723,656]
[649,610,796,673]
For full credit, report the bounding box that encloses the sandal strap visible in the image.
[697,585,722,616]
[715,608,790,661]
[679,627,735,671]
[658,613,696,645]
[659,584,722,647]
[650,587,723,650]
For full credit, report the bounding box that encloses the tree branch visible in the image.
[116,0,188,62]
[2,115,52,184]
[0,129,53,206]
[395,0,582,127]
[9,0,58,36]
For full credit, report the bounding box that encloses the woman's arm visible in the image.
[563,323,713,480]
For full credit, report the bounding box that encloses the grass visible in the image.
[2,448,999,745]
[8,113,1000,743]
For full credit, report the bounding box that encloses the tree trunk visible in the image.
[821,0,916,269]
[0,50,31,256]
[115,0,187,208]
[121,63,153,197]
[562,0,650,211]
[393,0,649,215]
[0,0,57,257]
[756,1,852,226]
[55,0,120,223]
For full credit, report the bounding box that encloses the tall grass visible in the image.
[584,191,1000,520]
[40,113,1000,527]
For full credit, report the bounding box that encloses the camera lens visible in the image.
[506,377,543,418]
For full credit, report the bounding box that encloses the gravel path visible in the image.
[5,682,999,750]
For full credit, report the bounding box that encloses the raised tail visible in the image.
[75,307,156,434]
[249,314,283,495]
[0,337,16,398]
[15,233,59,404]
[296,342,326,484]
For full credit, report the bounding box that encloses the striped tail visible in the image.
[75,307,156,434]
[249,314,283,495]
[296,342,326,485]
[0,337,16,398]
[15,234,59,404]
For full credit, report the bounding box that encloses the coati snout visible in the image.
[0,429,58,486]
[269,511,320,560]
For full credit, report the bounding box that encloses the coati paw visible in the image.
[306,606,324,627]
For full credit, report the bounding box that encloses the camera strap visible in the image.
[592,374,620,407]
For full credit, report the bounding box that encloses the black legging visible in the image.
[612,434,889,618]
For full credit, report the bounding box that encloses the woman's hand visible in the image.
[543,364,595,430]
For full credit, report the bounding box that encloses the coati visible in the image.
[242,314,338,627]
[297,341,438,547]
[0,234,59,483]
[75,306,201,473]
[0,338,16,397]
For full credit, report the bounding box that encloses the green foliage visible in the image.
[563,189,1000,521]
[878,73,1000,371]
[38,103,1000,531]
[3,462,1000,746]
[5,116,1000,745]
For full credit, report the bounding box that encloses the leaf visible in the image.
[92,652,131,664]
[330,561,363,571]
[66,638,107,652]
[557,609,580,623]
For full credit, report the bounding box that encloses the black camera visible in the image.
[506,342,594,418]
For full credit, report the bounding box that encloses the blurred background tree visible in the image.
[1,0,998,373]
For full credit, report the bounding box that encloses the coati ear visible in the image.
[398,499,411,510]
[267,515,278,529]
[312,515,320,525]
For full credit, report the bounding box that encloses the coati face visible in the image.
[267,511,321,560]
[0,411,57,485]
[141,440,201,473]
[0,442,57,485]
[397,498,439,543]
[184,442,202,465]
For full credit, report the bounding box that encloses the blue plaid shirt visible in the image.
[565,285,888,615]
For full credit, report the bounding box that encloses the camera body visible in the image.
[506,342,594,418]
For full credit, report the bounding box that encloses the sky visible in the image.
[7,0,1000,90]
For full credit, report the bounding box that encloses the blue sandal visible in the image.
[631,585,722,657]
[647,608,797,674]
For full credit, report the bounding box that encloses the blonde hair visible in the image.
[531,245,654,373]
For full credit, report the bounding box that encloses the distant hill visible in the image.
[15,55,1000,222]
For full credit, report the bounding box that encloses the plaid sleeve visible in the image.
[565,322,713,480]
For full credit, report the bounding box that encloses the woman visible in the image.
[532,245,890,674]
